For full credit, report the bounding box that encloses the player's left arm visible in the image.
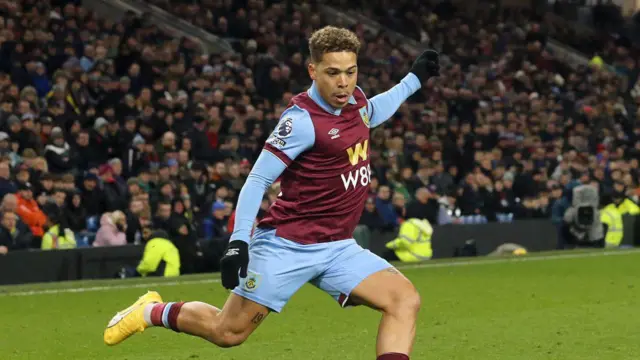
[366,73,422,128]
[367,49,440,128]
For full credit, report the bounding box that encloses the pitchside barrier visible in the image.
[1,217,638,286]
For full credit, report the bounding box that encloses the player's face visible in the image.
[308,51,358,109]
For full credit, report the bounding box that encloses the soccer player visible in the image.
[103,26,439,360]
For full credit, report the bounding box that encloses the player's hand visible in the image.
[220,240,249,290]
[410,49,440,83]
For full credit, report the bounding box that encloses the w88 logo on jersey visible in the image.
[341,140,371,191]
[341,164,371,191]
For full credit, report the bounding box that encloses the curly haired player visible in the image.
[103,26,440,360]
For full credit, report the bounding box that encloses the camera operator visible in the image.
[562,184,605,248]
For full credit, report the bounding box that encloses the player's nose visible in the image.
[336,74,348,88]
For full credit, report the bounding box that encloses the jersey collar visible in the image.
[307,81,357,116]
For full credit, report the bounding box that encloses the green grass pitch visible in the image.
[1,249,639,360]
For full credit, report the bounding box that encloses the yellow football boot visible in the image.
[103,291,163,346]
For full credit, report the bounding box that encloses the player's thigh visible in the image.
[311,241,395,308]
[217,292,270,336]
[232,229,319,313]
[349,266,421,315]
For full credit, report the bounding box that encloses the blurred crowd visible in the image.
[0,0,265,272]
[325,0,640,228]
[0,0,639,266]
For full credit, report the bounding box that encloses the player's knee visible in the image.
[207,323,251,348]
[210,329,249,348]
[387,285,421,318]
[403,288,422,317]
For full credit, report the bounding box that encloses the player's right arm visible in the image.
[221,105,315,289]
[230,105,315,243]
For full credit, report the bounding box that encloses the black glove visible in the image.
[220,240,249,290]
[410,49,440,83]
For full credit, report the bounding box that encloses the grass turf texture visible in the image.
[0,249,638,360]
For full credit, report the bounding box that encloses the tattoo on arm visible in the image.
[251,312,265,324]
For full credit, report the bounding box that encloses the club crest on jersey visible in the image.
[358,106,370,127]
[277,118,293,138]
[244,271,261,292]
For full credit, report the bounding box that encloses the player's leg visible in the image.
[312,241,419,359]
[172,230,327,346]
[103,291,268,347]
[104,229,317,347]
[349,267,420,359]
[149,292,269,347]
[103,285,271,347]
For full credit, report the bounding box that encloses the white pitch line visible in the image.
[0,279,221,297]
[1,249,639,297]
[401,248,640,270]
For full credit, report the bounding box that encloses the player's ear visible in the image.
[308,62,316,81]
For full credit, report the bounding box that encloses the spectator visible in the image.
[392,192,407,222]
[153,200,198,271]
[65,190,87,233]
[406,187,439,224]
[375,185,398,230]
[201,200,230,241]
[360,196,384,231]
[108,158,127,193]
[125,199,145,244]
[99,164,127,212]
[72,131,93,171]
[0,194,16,213]
[80,173,104,218]
[41,204,75,250]
[437,191,463,225]
[15,182,47,238]
[0,210,33,252]
[0,161,16,199]
[93,211,128,247]
[44,127,73,174]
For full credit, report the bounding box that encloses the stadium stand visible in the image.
[145,0,639,216]
[0,0,639,271]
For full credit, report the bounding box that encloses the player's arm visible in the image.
[366,73,422,128]
[367,49,440,128]
[222,106,315,289]
[228,151,286,243]
[229,106,315,244]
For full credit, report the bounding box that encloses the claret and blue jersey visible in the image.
[230,72,421,246]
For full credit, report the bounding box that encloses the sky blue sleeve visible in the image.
[230,150,287,243]
[230,107,315,243]
[264,105,315,164]
[367,73,422,128]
